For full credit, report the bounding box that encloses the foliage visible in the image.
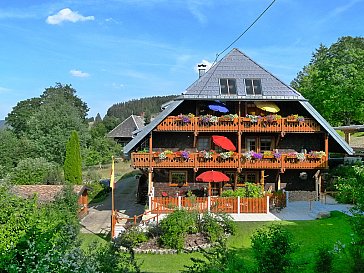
[331,164,364,204]
[159,210,199,251]
[106,95,177,121]
[64,130,82,184]
[85,137,121,166]
[291,36,364,126]
[251,224,296,273]
[6,157,63,184]
[118,226,148,248]
[182,240,248,273]
[314,245,334,273]
[200,213,224,243]
[0,130,21,177]
[221,183,264,198]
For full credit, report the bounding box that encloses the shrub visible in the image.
[6,157,63,184]
[64,130,82,184]
[314,245,334,273]
[221,183,263,197]
[118,227,148,248]
[200,213,224,243]
[159,210,198,251]
[251,224,296,273]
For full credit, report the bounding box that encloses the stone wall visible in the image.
[287,190,317,201]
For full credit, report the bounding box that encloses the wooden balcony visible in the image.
[155,116,321,133]
[131,153,328,170]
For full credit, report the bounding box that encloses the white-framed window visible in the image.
[246,137,257,151]
[219,78,237,95]
[245,79,262,95]
[237,171,259,186]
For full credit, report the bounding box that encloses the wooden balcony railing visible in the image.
[155,116,321,133]
[131,152,328,170]
[150,196,268,214]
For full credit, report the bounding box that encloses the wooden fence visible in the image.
[150,196,269,214]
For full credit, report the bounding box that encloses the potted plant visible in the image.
[177,113,195,123]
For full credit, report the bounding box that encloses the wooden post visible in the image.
[260,170,265,190]
[344,132,351,144]
[149,133,153,169]
[148,169,153,198]
[277,174,281,190]
[325,134,329,168]
[314,170,320,201]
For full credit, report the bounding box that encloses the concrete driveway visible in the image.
[80,176,144,234]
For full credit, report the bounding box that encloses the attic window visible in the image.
[219,78,236,95]
[245,79,262,95]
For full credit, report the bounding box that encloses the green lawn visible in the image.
[78,211,352,273]
[135,211,352,273]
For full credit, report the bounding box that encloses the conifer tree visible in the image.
[64,130,82,184]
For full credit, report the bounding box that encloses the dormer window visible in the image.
[219,78,236,95]
[245,79,262,95]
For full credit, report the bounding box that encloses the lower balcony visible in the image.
[131,152,328,170]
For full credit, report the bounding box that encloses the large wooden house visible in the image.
[123,48,352,200]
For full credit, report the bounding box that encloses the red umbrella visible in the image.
[196,170,230,182]
[212,135,236,151]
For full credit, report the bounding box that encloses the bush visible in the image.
[118,227,148,248]
[221,183,263,197]
[200,213,224,243]
[314,245,334,273]
[159,210,198,251]
[251,224,296,273]
[6,157,63,184]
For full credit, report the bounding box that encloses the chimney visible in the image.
[198,64,207,78]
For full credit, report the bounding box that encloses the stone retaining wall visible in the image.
[287,191,316,202]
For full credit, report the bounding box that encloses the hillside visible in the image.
[106,95,178,121]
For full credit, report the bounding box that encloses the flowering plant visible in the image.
[265,114,281,123]
[308,151,326,158]
[177,113,195,123]
[199,114,218,123]
[263,150,281,159]
[179,150,190,160]
[287,151,305,161]
[219,151,235,159]
[158,150,174,160]
[243,151,263,160]
[246,114,261,123]
[219,114,238,121]
[287,114,305,122]
[200,150,215,159]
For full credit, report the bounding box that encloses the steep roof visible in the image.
[123,48,353,156]
[11,185,88,203]
[182,48,304,100]
[108,115,145,138]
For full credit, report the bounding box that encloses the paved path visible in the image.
[80,176,144,234]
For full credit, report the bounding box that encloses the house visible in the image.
[123,48,353,201]
[107,115,145,147]
[11,185,90,218]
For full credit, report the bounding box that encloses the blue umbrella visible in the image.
[208,104,229,113]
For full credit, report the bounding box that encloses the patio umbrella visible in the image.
[254,101,280,113]
[212,135,236,151]
[196,170,230,182]
[208,104,229,113]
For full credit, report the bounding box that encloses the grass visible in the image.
[134,211,353,273]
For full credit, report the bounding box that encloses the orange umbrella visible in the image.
[196,170,230,182]
[212,135,236,151]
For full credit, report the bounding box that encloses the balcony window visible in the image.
[237,171,258,186]
[169,171,188,187]
[245,79,262,95]
[260,137,273,151]
[245,136,274,152]
[246,137,257,151]
[219,78,237,95]
[197,137,211,151]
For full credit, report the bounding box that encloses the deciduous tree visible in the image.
[291,36,364,126]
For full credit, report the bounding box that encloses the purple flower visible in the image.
[252,152,263,160]
[181,150,190,159]
[274,152,281,159]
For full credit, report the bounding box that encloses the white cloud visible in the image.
[70,69,90,78]
[194,59,212,74]
[46,8,94,25]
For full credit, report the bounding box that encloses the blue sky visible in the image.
[0,0,363,120]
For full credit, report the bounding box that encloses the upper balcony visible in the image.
[131,151,328,171]
[155,115,321,134]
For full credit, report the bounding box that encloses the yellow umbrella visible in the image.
[254,101,280,113]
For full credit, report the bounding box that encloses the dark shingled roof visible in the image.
[107,115,144,138]
[182,48,304,100]
[11,185,88,203]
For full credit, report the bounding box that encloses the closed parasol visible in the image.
[196,170,230,182]
[254,101,280,113]
[212,135,236,151]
